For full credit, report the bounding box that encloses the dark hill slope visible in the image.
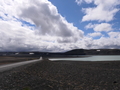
[85,49,120,55]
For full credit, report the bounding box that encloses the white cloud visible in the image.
[75,0,93,5]
[0,0,84,52]
[85,23,96,29]
[76,0,120,49]
[75,36,120,49]
[0,0,120,52]
[0,19,120,51]
[0,0,84,41]
[0,19,79,52]
[108,32,120,38]
[79,0,120,22]
[93,37,120,49]
[0,0,21,20]
[85,23,113,32]
[94,23,113,32]
[88,32,102,37]
[75,0,83,5]
[18,0,84,43]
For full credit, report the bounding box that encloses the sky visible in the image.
[0,0,120,52]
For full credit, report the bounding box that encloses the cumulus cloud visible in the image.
[0,19,81,52]
[75,0,84,5]
[0,0,120,52]
[0,19,120,51]
[86,23,113,32]
[76,0,120,49]
[0,20,45,51]
[0,0,84,52]
[75,0,93,5]
[93,37,120,49]
[85,23,96,29]
[88,32,102,37]
[76,0,120,22]
[94,23,113,32]
[0,23,65,52]
[76,36,120,49]
[108,32,120,38]
[18,0,83,43]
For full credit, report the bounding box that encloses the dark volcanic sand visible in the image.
[0,59,120,90]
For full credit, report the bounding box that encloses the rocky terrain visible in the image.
[0,56,38,65]
[0,59,120,90]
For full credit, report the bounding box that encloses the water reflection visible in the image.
[49,55,120,61]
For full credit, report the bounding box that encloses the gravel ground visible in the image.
[0,59,120,90]
[0,56,38,65]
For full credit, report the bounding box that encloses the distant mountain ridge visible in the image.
[84,49,120,55]
[64,49,85,55]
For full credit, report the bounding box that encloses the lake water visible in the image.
[49,55,120,61]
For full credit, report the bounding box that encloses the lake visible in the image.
[49,55,120,61]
